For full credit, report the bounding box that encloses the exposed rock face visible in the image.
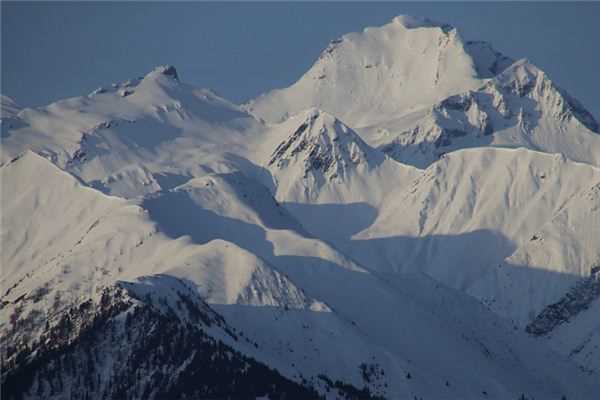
[268,109,377,183]
[153,65,179,81]
[526,272,600,336]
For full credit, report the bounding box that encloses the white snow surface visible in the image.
[358,59,600,168]
[0,66,264,198]
[246,16,492,127]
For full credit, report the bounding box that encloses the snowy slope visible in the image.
[259,109,418,200]
[246,15,600,170]
[3,150,597,399]
[3,278,331,400]
[360,59,600,168]
[246,16,508,127]
[470,180,600,327]
[468,180,600,372]
[1,150,148,292]
[0,151,325,316]
[0,153,327,369]
[95,160,600,399]
[351,147,600,290]
[542,289,600,375]
[0,66,264,198]
[248,108,418,243]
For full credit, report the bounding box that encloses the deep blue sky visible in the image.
[2,2,599,119]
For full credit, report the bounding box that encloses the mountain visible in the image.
[260,108,418,201]
[350,147,600,288]
[2,278,328,400]
[0,150,386,399]
[243,16,600,377]
[360,59,600,168]
[470,179,600,328]
[246,18,599,170]
[3,14,600,399]
[3,138,596,400]
[249,108,418,243]
[246,16,511,127]
[469,179,600,373]
[265,109,384,191]
[0,66,264,198]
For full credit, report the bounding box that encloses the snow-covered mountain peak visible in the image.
[360,57,600,168]
[0,64,265,197]
[246,16,509,126]
[258,107,420,209]
[267,108,380,183]
[84,66,177,100]
[429,58,599,136]
[491,58,556,104]
[493,59,599,132]
[85,65,184,103]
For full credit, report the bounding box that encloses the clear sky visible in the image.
[2,2,599,119]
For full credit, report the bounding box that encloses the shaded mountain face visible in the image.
[350,148,600,288]
[3,14,600,400]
